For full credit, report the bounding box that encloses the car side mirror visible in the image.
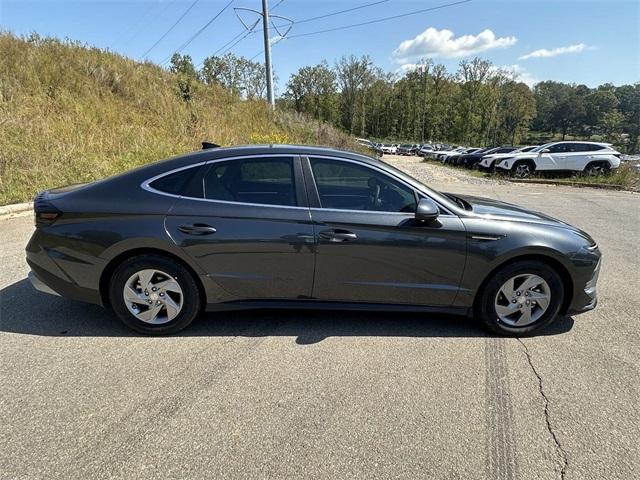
[540,148,550,154]
[415,197,439,222]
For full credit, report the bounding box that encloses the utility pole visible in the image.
[261,0,275,108]
[233,3,292,109]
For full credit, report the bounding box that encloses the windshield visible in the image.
[514,146,535,153]
[531,143,554,152]
[400,144,412,148]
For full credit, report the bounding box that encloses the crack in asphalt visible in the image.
[517,338,569,480]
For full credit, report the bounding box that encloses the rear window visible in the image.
[149,167,199,195]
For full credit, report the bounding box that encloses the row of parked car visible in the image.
[357,138,622,177]
[426,142,623,177]
[356,140,440,158]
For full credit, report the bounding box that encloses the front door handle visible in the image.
[178,224,217,235]
[319,229,357,242]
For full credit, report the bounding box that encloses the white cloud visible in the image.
[269,35,284,46]
[519,43,587,60]
[493,64,538,87]
[395,63,430,74]
[392,27,517,62]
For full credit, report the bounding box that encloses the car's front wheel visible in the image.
[512,160,534,178]
[476,260,564,336]
[109,254,201,335]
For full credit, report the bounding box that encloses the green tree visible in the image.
[169,53,197,102]
[335,55,373,134]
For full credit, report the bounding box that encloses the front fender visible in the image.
[454,218,583,309]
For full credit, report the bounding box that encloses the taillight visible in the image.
[34,192,61,227]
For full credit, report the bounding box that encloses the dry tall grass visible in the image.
[0,33,357,205]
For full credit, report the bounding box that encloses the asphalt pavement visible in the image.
[1,157,638,479]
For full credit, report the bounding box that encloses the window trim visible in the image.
[141,155,310,210]
[302,155,455,216]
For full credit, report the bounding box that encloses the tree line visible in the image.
[169,53,640,153]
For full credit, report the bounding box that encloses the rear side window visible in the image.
[203,157,296,206]
[580,143,605,151]
[149,166,199,195]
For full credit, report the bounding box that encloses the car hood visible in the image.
[452,193,595,240]
[483,152,516,160]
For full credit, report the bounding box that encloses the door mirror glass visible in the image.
[415,197,439,222]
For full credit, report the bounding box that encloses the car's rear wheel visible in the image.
[109,254,201,335]
[584,161,610,176]
[476,260,564,336]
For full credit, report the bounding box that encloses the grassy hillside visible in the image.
[0,33,357,205]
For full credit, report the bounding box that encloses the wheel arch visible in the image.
[512,158,537,170]
[99,247,206,310]
[583,159,611,171]
[472,253,574,315]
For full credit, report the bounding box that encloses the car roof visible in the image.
[138,144,393,176]
[547,140,612,147]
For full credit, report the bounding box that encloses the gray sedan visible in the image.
[26,144,601,335]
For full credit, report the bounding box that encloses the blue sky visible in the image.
[2,0,639,91]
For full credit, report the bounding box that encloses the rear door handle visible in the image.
[319,229,357,242]
[178,224,217,235]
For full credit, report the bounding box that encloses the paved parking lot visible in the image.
[1,156,639,479]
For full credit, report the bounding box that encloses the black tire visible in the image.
[584,161,610,177]
[512,160,534,178]
[108,254,201,335]
[475,260,564,336]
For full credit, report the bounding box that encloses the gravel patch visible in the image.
[381,154,506,186]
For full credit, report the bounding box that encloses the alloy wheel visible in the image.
[514,164,532,178]
[587,163,608,176]
[494,274,551,327]
[123,269,184,324]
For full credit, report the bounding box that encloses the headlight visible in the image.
[498,156,515,168]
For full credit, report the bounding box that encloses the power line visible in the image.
[119,0,183,49]
[248,0,395,61]
[114,0,158,47]
[139,0,202,60]
[280,0,390,27]
[218,0,286,57]
[194,0,285,69]
[287,0,472,39]
[160,0,235,66]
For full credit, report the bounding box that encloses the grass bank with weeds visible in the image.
[0,33,358,205]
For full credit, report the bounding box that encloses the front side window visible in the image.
[203,157,296,206]
[310,158,417,213]
[548,144,568,153]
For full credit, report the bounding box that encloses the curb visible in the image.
[0,202,33,217]
[504,179,628,190]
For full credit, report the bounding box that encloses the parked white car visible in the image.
[478,146,538,172]
[380,144,398,154]
[430,147,466,161]
[418,145,434,156]
[495,141,621,177]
